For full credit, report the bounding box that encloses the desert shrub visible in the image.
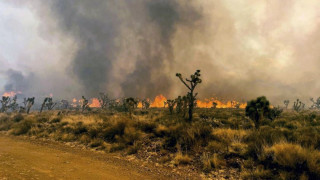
[229,142,248,157]
[245,127,289,159]
[0,115,12,131]
[268,107,283,120]
[101,120,126,142]
[206,141,226,154]
[135,120,156,133]
[154,124,169,137]
[89,139,103,148]
[173,152,192,165]
[162,122,212,152]
[109,143,126,152]
[241,165,274,180]
[294,127,320,149]
[118,126,142,145]
[50,117,61,123]
[60,133,77,142]
[201,152,225,172]
[261,142,320,178]
[73,122,88,135]
[36,116,49,123]
[79,134,91,144]
[271,119,287,128]
[127,141,141,155]
[11,119,33,135]
[13,114,24,122]
[87,125,101,139]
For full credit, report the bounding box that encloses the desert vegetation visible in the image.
[0,71,320,179]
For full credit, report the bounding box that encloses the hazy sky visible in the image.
[1,0,320,105]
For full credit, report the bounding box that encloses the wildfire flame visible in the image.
[150,94,167,108]
[89,98,101,108]
[196,98,247,108]
[137,102,143,108]
[2,91,21,97]
[71,94,246,109]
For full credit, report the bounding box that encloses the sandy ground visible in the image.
[0,135,201,180]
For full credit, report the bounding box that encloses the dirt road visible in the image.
[0,135,199,180]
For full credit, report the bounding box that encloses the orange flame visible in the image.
[137,102,143,108]
[150,94,167,108]
[196,98,246,108]
[2,91,21,97]
[89,98,101,108]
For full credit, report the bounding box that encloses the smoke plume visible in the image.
[1,0,320,105]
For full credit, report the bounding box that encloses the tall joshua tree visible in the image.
[293,99,304,112]
[176,70,202,122]
[283,100,290,109]
[25,97,35,114]
[81,96,90,112]
[165,99,176,114]
[40,97,57,113]
[0,96,11,113]
[142,99,151,109]
[212,102,218,109]
[10,96,19,112]
[98,93,109,109]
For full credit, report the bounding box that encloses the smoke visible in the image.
[1,0,320,105]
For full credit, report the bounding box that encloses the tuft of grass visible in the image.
[173,152,192,165]
[89,139,103,148]
[241,165,273,180]
[262,142,320,178]
[201,152,225,172]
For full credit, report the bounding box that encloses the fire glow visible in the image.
[89,98,100,108]
[2,91,21,97]
[84,94,246,109]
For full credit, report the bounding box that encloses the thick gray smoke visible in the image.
[46,0,201,98]
[2,1,320,105]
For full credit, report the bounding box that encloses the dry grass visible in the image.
[1,108,320,178]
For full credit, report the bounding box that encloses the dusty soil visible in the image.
[0,134,202,180]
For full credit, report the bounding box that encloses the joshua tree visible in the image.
[175,96,183,113]
[181,95,189,118]
[235,102,240,109]
[98,93,109,109]
[9,96,19,112]
[123,97,138,116]
[245,96,271,128]
[81,96,90,112]
[142,99,150,109]
[310,97,320,109]
[40,97,57,113]
[268,106,283,120]
[0,96,11,113]
[60,100,69,109]
[176,70,202,122]
[165,99,176,114]
[283,100,290,109]
[25,97,35,114]
[46,98,57,110]
[293,99,304,112]
[212,102,217,109]
[109,99,120,111]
